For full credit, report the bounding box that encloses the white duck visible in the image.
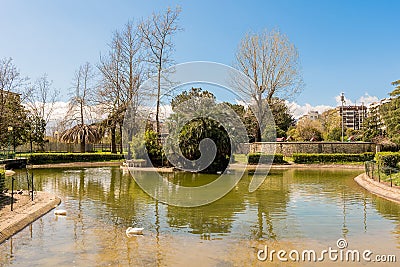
[126,227,144,237]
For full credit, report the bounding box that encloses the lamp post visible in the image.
[340,93,346,142]
[54,131,59,152]
[7,126,13,159]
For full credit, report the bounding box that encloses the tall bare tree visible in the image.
[98,21,143,154]
[234,29,303,141]
[61,62,99,152]
[139,6,181,135]
[26,74,59,129]
[0,57,27,122]
[25,74,59,151]
[0,57,29,95]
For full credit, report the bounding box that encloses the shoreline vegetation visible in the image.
[7,152,372,168]
[25,160,365,170]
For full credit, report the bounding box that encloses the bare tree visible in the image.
[61,62,98,152]
[234,29,303,141]
[0,57,29,94]
[24,74,59,151]
[0,57,27,120]
[26,74,59,130]
[98,21,143,154]
[139,6,181,134]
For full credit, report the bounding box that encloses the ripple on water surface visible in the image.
[0,167,399,266]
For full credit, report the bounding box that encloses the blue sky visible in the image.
[1,0,399,109]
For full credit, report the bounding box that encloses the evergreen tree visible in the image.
[381,80,400,144]
[167,88,231,173]
[269,98,294,138]
[362,107,382,141]
[0,92,28,152]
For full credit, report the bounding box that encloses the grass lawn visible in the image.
[377,171,400,186]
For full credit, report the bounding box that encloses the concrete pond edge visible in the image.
[354,173,400,204]
[0,192,61,244]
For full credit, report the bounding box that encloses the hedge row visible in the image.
[375,152,400,168]
[293,152,375,164]
[27,153,125,165]
[247,153,285,164]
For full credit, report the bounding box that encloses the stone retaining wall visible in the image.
[248,142,377,157]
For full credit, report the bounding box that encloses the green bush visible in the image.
[375,152,400,168]
[27,153,124,165]
[144,129,167,167]
[247,153,285,164]
[177,118,231,173]
[293,153,375,164]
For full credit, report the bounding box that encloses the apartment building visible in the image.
[336,104,367,130]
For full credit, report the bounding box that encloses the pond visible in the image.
[1,167,400,266]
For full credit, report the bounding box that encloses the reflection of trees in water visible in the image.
[285,169,364,239]
[32,168,154,227]
[165,171,292,239]
[371,195,400,221]
[165,172,247,235]
[29,167,400,247]
[283,169,400,243]
[370,195,400,247]
[251,170,290,240]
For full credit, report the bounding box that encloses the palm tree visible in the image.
[60,124,103,152]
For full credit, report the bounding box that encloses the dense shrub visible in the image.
[293,153,375,164]
[27,153,124,165]
[177,118,231,173]
[247,153,285,164]
[375,152,400,168]
[143,129,172,167]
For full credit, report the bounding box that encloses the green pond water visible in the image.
[1,167,400,266]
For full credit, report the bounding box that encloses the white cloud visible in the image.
[286,101,333,119]
[27,101,108,134]
[334,93,379,107]
[50,101,69,122]
[158,104,173,120]
[235,99,249,108]
[49,101,106,124]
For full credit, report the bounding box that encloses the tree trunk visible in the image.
[80,133,86,153]
[127,128,132,159]
[111,126,117,154]
[255,126,262,142]
[119,124,123,154]
[155,66,161,136]
[39,142,45,152]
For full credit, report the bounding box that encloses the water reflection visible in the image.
[1,167,400,266]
